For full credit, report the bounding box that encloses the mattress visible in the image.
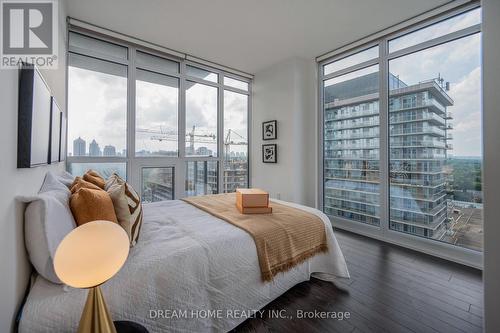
[19,199,349,333]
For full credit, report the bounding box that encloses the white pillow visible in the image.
[55,170,75,188]
[23,171,76,284]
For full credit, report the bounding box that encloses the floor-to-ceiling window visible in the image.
[319,4,483,265]
[67,29,251,200]
[323,58,381,227]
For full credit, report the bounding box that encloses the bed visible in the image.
[19,198,349,333]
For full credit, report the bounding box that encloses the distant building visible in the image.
[89,139,102,156]
[203,152,248,193]
[73,137,86,156]
[103,145,116,156]
[142,168,174,203]
[221,158,248,193]
[195,147,213,156]
[324,72,453,239]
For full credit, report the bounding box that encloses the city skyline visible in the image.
[70,136,248,158]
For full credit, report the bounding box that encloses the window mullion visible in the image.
[379,39,390,235]
[127,47,136,186]
[177,62,187,199]
[218,83,224,194]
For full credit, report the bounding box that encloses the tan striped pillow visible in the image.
[105,174,143,246]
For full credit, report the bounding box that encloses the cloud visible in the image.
[185,83,218,134]
[68,67,127,154]
[389,8,480,52]
[449,67,482,156]
[389,33,482,157]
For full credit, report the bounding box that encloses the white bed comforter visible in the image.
[20,199,349,333]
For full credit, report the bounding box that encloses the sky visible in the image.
[68,66,127,155]
[389,30,482,157]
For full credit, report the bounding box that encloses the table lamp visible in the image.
[54,220,130,333]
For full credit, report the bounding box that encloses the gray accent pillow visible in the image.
[56,170,75,188]
[22,171,76,284]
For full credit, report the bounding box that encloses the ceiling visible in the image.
[66,0,449,74]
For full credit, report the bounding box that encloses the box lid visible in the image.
[236,188,268,195]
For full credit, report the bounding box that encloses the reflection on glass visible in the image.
[224,76,248,91]
[324,46,378,75]
[185,82,218,156]
[142,167,174,203]
[136,51,179,73]
[68,163,126,180]
[389,8,481,53]
[389,33,482,251]
[323,65,380,226]
[68,54,127,157]
[185,161,218,196]
[186,65,218,83]
[136,70,179,157]
[223,90,248,192]
[69,32,128,60]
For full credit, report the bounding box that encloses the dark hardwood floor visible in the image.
[233,229,483,333]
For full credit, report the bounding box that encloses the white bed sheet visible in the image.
[20,199,349,333]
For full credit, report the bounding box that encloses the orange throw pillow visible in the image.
[70,177,102,193]
[83,170,105,189]
[70,188,118,226]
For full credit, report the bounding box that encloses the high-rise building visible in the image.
[89,139,102,156]
[73,137,86,156]
[142,168,174,202]
[222,156,248,193]
[103,145,116,156]
[195,147,213,156]
[323,72,453,239]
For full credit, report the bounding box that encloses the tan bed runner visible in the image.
[182,193,328,282]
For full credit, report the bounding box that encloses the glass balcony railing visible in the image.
[390,111,445,125]
[327,142,379,149]
[326,153,380,160]
[390,140,446,148]
[326,131,380,140]
[325,108,379,121]
[325,190,379,205]
[390,177,447,187]
[390,97,446,114]
[326,119,380,130]
[390,152,446,159]
[390,126,445,136]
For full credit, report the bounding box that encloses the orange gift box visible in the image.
[236,202,272,214]
[236,188,269,208]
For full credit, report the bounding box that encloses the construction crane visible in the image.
[137,127,246,157]
[224,129,247,159]
[137,127,178,142]
[187,125,216,153]
[137,126,216,154]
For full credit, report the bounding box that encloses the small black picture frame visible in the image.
[262,120,277,140]
[262,144,277,163]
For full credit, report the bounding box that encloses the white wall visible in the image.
[482,0,500,331]
[251,57,317,207]
[0,1,67,331]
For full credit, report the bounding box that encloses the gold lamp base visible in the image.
[78,286,117,333]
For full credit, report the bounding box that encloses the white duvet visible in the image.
[20,199,349,333]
